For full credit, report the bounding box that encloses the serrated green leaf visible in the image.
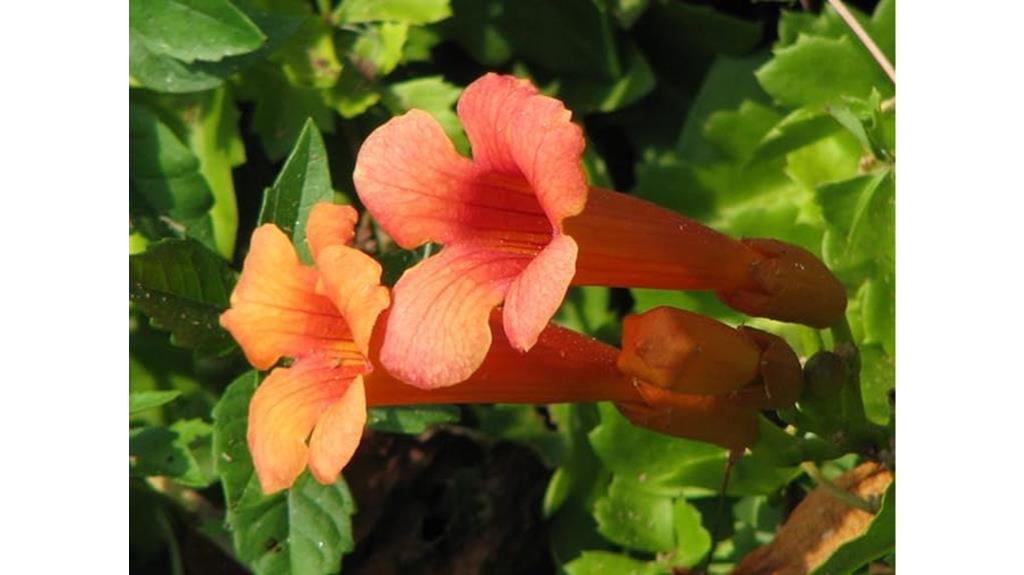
[366,405,460,433]
[130,101,217,249]
[753,108,840,161]
[589,405,798,496]
[594,477,675,552]
[130,419,213,487]
[258,119,334,262]
[129,4,303,93]
[130,390,183,415]
[129,28,228,93]
[340,22,408,79]
[335,0,451,24]
[673,499,712,567]
[817,170,894,275]
[276,17,342,88]
[704,100,781,161]
[543,404,607,517]
[130,0,266,63]
[212,372,357,574]
[129,239,237,356]
[811,481,895,575]
[756,35,893,109]
[565,551,665,575]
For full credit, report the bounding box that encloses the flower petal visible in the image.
[307,203,358,262]
[380,244,530,389]
[308,376,367,485]
[503,234,578,351]
[353,109,476,248]
[220,225,356,370]
[247,357,359,494]
[457,73,588,227]
[315,244,391,356]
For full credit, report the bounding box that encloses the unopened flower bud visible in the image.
[717,239,847,328]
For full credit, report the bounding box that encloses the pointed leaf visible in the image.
[129,239,237,356]
[130,390,183,415]
[129,0,266,63]
[258,119,334,262]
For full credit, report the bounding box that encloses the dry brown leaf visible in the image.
[732,461,893,575]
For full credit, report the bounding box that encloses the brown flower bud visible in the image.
[716,238,847,328]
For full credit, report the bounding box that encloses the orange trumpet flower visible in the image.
[353,73,844,390]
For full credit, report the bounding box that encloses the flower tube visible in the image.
[354,73,845,389]
[613,306,805,450]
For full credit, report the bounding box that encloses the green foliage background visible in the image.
[130,0,895,573]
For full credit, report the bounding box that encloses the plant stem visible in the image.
[801,461,878,513]
[826,0,896,83]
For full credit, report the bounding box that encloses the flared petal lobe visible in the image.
[307,376,367,485]
[503,235,578,351]
[381,244,531,389]
[219,225,357,370]
[306,203,358,261]
[247,358,363,494]
[457,73,588,227]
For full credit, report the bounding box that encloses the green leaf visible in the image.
[258,119,334,262]
[384,76,467,152]
[130,101,216,249]
[129,3,303,93]
[130,390,183,415]
[589,405,797,496]
[594,477,675,552]
[239,65,335,160]
[672,499,712,567]
[340,22,408,78]
[130,419,214,487]
[366,405,460,433]
[473,404,564,467]
[555,287,617,342]
[441,0,511,66]
[129,28,228,93]
[704,100,782,162]
[859,344,895,426]
[335,0,451,24]
[129,238,237,356]
[756,35,893,109]
[276,17,343,89]
[565,551,665,575]
[753,108,840,161]
[817,170,895,275]
[554,39,655,113]
[212,372,357,574]
[129,0,265,63]
[811,481,895,574]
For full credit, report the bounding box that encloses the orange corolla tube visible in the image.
[353,73,845,390]
[613,306,805,450]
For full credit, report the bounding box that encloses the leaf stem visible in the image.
[826,0,896,84]
[801,461,878,513]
